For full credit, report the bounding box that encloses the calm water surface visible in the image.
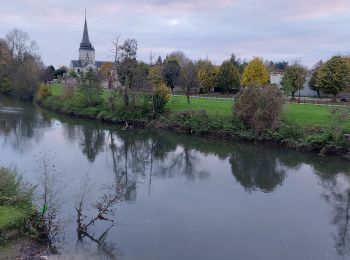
[1,96,350,260]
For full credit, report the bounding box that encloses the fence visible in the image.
[173,93,350,107]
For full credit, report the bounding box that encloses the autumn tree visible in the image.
[216,60,240,93]
[309,60,323,98]
[148,65,168,114]
[281,63,307,100]
[196,60,218,93]
[241,57,269,87]
[162,59,181,93]
[100,62,113,79]
[316,56,350,101]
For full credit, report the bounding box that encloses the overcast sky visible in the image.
[1,0,350,68]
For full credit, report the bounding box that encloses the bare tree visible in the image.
[6,28,37,62]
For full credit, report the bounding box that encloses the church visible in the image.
[69,14,108,73]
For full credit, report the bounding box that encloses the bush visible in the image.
[0,166,34,207]
[0,76,11,94]
[62,81,76,99]
[38,83,52,99]
[171,109,209,133]
[153,83,171,112]
[234,86,284,134]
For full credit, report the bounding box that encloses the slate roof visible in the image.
[80,17,94,50]
[70,60,109,68]
[70,60,82,67]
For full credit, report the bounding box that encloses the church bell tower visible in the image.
[79,10,95,67]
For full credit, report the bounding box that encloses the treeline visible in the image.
[0,29,43,99]
[282,57,350,100]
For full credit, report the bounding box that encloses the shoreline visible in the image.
[36,97,350,160]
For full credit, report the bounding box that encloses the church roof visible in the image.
[70,60,109,69]
[70,60,82,67]
[80,16,94,50]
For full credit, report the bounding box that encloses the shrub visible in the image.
[62,81,76,99]
[38,83,52,99]
[153,83,171,112]
[0,76,11,94]
[234,86,284,134]
[0,166,34,207]
[171,109,209,133]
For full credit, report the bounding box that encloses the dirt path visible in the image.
[0,238,47,260]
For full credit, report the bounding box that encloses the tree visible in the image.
[196,60,218,93]
[5,28,37,62]
[165,51,190,67]
[77,68,103,106]
[179,61,199,104]
[229,53,247,73]
[281,63,307,100]
[11,54,42,99]
[216,60,240,93]
[162,59,181,93]
[117,57,137,106]
[41,65,55,85]
[0,39,11,64]
[309,60,323,98]
[54,66,67,78]
[266,60,289,72]
[119,39,137,60]
[117,39,139,106]
[241,57,269,87]
[100,62,113,79]
[316,56,350,101]
[156,56,163,65]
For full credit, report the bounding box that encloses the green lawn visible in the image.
[0,206,28,230]
[166,95,234,116]
[49,84,350,131]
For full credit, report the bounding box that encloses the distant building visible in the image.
[69,13,108,73]
[270,72,319,97]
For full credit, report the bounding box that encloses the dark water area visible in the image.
[1,95,350,260]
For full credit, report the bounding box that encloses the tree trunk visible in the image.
[316,90,320,99]
[333,94,337,103]
[187,94,190,104]
[291,91,295,100]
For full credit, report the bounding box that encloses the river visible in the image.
[1,96,350,260]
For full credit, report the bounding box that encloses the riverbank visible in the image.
[37,90,350,158]
[0,166,47,259]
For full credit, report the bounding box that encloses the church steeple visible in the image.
[80,10,94,50]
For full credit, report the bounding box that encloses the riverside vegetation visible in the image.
[0,166,47,257]
[37,81,350,157]
[1,28,350,157]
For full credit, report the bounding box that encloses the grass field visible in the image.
[0,206,28,230]
[49,84,350,131]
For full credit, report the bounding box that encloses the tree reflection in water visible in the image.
[317,171,350,256]
[229,146,286,193]
[0,96,52,152]
[75,173,124,259]
[80,126,105,163]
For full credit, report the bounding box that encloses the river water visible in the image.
[1,96,350,260]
